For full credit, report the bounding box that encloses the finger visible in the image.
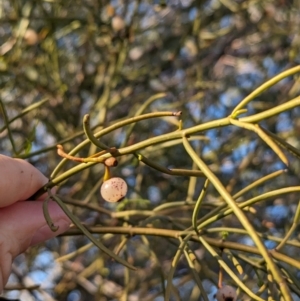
[0,200,70,256]
[0,200,70,291]
[0,155,48,207]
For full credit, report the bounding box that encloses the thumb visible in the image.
[0,200,70,253]
[0,200,70,291]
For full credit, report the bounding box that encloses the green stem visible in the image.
[199,236,264,301]
[229,118,289,166]
[33,94,300,199]
[62,226,300,269]
[137,153,204,177]
[0,98,49,134]
[202,227,300,248]
[51,193,136,270]
[199,186,300,229]
[83,114,110,150]
[275,200,300,251]
[232,65,300,115]
[260,126,300,160]
[192,178,209,234]
[42,195,59,231]
[120,92,167,148]
[239,95,300,124]
[182,243,210,301]
[181,134,292,301]
[0,99,17,154]
[165,237,189,301]
[51,110,182,178]
[233,169,286,199]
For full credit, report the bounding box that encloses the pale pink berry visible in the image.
[100,177,127,202]
[215,285,237,301]
[111,16,125,32]
[24,29,39,45]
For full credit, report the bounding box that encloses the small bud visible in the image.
[104,157,118,167]
[215,285,237,301]
[100,177,127,203]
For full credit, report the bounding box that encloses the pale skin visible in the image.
[0,155,70,292]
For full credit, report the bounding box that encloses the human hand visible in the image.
[0,155,70,292]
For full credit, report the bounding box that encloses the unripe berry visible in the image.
[215,285,237,301]
[100,177,127,203]
[24,28,39,45]
[111,16,125,32]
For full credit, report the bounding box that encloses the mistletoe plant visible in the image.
[26,66,300,301]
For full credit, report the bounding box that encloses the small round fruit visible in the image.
[24,28,39,45]
[111,15,125,32]
[100,177,127,203]
[215,285,237,301]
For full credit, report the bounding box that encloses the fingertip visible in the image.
[0,155,48,207]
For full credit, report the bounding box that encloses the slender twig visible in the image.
[192,178,209,234]
[232,65,300,115]
[198,186,300,229]
[275,200,300,251]
[120,92,167,148]
[0,99,17,154]
[62,226,300,269]
[83,114,110,150]
[232,169,286,200]
[56,242,94,262]
[42,194,59,231]
[56,144,115,164]
[199,236,264,301]
[238,95,300,124]
[165,236,188,301]
[137,153,205,177]
[260,126,300,160]
[0,98,49,134]
[182,242,210,301]
[50,110,182,178]
[229,118,289,166]
[44,95,300,189]
[181,134,292,301]
[50,193,136,270]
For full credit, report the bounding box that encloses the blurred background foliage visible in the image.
[1,0,300,300]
